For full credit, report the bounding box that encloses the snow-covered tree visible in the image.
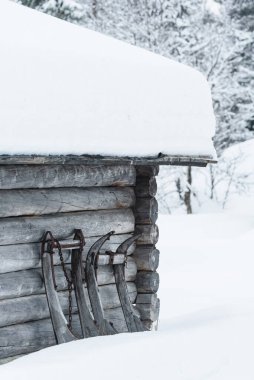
[229,0,254,31]
[17,0,83,22]
[43,0,83,22]
[17,0,45,8]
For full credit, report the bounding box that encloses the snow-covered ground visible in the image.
[1,210,253,379]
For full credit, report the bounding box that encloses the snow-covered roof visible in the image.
[0,0,216,164]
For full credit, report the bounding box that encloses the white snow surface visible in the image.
[1,211,254,379]
[0,0,216,158]
[204,0,222,17]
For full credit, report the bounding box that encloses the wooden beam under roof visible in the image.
[0,154,216,166]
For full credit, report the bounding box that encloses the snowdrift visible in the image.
[1,213,254,379]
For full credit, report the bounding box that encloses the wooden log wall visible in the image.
[134,166,160,330]
[0,164,138,362]
[0,307,128,361]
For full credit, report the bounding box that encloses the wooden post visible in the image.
[134,166,160,330]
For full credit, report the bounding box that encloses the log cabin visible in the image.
[0,0,216,364]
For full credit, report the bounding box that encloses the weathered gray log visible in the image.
[0,154,213,166]
[135,271,159,294]
[135,197,158,225]
[0,165,136,189]
[98,256,137,283]
[0,283,137,328]
[133,246,159,271]
[41,251,77,343]
[0,187,135,217]
[136,293,160,321]
[96,253,124,265]
[134,166,160,327]
[0,308,128,360]
[0,354,25,365]
[0,318,60,350]
[135,224,159,245]
[0,234,136,274]
[135,166,159,177]
[0,317,79,361]
[136,293,158,305]
[0,258,136,301]
[0,209,134,245]
[142,320,156,331]
[136,298,160,321]
[135,176,157,198]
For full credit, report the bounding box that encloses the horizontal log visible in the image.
[142,320,157,331]
[135,166,159,177]
[133,246,159,271]
[96,253,127,265]
[0,257,137,300]
[0,233,135,274]
[135,271,159,293]
[105,307,128,332]
[0,283,137,328]
[0,354,25,365]
[135,224,159,245]
[136,293,158,305]
[135,176,157,198]
[0,155,213,166]
[0,165,136,189]
[0,308,128,359]
[0,209,134,245]
[0,187,135,217]
[0,347,41,363]
[0,317,79,360]
[136,298,160,321]
[135,197,158,225]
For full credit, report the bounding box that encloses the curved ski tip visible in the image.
[116,234,141,254]
[88,231,115,256]
[42,230,54,241]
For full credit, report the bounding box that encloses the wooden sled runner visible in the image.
[85,232,117,335]
[112,235,148,332]
[71,230,99,338]
[41,230,147,345]
[41,229,98,344]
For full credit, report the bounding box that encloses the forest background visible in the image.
[14,0,254,213]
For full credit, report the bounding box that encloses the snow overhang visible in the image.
[0,1,217,162]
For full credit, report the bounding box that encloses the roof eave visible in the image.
[0,154,217,166]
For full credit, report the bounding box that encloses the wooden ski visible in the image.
[71,231,99,338]
[113,235,148,332]
[41,232,77,344]
[85,232,117,335]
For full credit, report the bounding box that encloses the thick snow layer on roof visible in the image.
[0,1,216,159]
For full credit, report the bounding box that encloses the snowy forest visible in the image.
[0,2,254,377]
[15,0,254,213]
